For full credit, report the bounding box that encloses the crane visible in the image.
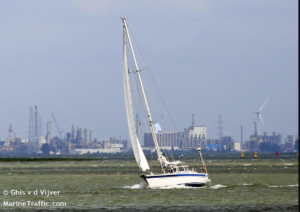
[51,113,63,140]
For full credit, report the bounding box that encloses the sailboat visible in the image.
[121,17,208,188]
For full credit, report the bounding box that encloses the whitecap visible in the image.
[284,164,293,166]
[243,183,253,186]
[210,184,227,189]
[244,164,251,166]
[123,182,148,189]
[286,184,298,187]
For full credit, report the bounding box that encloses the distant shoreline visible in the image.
[0,158,102,162]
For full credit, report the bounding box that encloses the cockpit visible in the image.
[167,166,190,173]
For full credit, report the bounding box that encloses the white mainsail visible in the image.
[123,27,150,171]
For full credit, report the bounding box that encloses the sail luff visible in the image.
[123,24,150,171]
[122,18,164,170]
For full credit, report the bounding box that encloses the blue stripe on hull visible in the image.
[146,174,207,179]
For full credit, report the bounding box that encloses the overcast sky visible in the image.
[0,0,298,144]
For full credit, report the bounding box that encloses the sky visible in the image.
[0,0,298,145]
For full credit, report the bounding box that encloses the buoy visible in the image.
[276,152,279,156]
[254,152,257,158]
[121,153,124,157]
[203,163,207,173]
[241,151,244,158]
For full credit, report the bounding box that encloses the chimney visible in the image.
[192,114,195,127]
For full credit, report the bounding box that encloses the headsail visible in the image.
[123,26,150,171]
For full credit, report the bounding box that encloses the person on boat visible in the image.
[203,163,207,173]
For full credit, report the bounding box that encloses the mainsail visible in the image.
[123,27,150,171]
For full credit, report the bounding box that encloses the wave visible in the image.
[210,184,227,189]
[242,183,253,186]
[268,184,298,188]
[122,182,148,189]
[286,184,298,187]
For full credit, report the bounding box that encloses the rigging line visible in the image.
[127,24,148,69]
[127,38,150,130]
[141,73,176,162]
[132,67,149,129]
[165,137,175,162]
[127,39,136,77]
[157,134,175,162]
[141,72,164,120]
[128,50,162,126]
[127,24,176,162]
[147,67,178,132]
[138,79,176,160]
[128,51,143,127]
[127,40,146,130]
[127,24,178,132]
[127,25,161,115]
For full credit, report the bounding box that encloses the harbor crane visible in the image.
[51,113,63,140]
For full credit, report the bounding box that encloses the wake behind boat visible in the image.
[121,17,208,188]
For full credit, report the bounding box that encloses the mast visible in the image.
[123,19,149,171]
[122,17,164,170]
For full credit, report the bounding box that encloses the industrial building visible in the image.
[286,134,298,146]
[144,131,179,148]
[180,125,207,149]
[144,114,207,149]
[249,132,282,146]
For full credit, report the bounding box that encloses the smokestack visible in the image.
[71,125,75,140]
[192,114,195,127]
[35,106,38,151]
[84,128,87,144]
[8,124,13,138]
[254,122,257,137]
[79,128,83,139]
[89,131,93,143]
[46,122,52,144]
[241,126,243,146]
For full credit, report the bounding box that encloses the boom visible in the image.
[51,113,63,140]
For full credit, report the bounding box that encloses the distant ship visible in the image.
[121,17,208,188]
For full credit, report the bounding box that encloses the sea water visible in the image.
[0,153,298,211]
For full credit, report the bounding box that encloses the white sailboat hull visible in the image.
[145,172,209,188]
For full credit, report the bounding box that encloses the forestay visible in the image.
[123,27,150,171]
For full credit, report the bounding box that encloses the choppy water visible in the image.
[0,153,298,211]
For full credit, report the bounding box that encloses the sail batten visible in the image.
[123,27,150,171]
